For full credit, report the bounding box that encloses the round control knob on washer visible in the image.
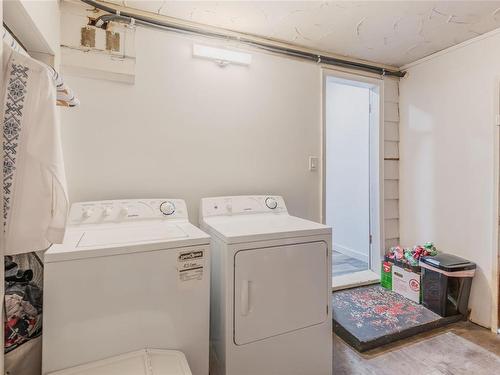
[265,197,278,209]
[160,201,176,216]
[103,207,113,217]
[82,208,93,218]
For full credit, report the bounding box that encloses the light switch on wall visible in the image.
[309,156,319,171]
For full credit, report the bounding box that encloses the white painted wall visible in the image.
[325,81,370,262]
[20,0,59,51]
[60,2,400,247]
[3,0,60,65]
[60,26,322,223]
[399,30,500,328]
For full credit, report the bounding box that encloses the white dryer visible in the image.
[43,199,210,375]
[200,195,332,375]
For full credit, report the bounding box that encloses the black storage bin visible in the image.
[420,253,476,317]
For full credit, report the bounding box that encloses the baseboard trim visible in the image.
[334,243,369,263]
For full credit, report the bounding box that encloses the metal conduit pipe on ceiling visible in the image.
[81,0,405,78]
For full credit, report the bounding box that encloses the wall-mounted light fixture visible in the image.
[192,44,252,67]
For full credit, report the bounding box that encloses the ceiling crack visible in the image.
[294,27,312,41]
[356,17,366,37]
[157,1,166,14]
[467,29,482,36]
[431,7,448,18]
[447,14,471,25]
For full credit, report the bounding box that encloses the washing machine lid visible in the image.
[45,221,210,263]
[77,222,187,247]
[203,213,331,244]
[48,349,192,375]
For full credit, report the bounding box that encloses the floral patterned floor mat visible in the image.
[332,285,462,352]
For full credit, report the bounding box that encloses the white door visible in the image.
[233,241,328,345]
[323,70,382,287]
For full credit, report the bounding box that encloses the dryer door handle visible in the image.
[240,280,251,316]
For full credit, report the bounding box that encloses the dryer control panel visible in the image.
[201,195,287,218]
[68,199,188,225]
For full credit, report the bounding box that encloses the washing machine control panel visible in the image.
[201,195,287,217]
[68,199,188,225]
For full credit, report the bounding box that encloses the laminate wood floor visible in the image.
[333,321,500,374]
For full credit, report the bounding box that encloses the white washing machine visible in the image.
[200,195,332,375]
[42,199,210,375]
[49,349,192,375]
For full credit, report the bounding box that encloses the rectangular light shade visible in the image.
[193,44,252,66]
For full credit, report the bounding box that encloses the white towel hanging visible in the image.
[2,27,80,107]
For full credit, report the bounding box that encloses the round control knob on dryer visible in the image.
[265,197,278,209]
[160,201,176,216]
[103,207,113,217]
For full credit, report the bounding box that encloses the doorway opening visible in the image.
[323,70,383,290]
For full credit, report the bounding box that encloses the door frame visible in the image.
[493,77,500,334]
[321,69,385,279]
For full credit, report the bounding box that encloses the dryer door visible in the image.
[234,241,328,345]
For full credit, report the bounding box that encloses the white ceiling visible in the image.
[105,1,500,67]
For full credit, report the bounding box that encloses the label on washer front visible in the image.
[177,250,205,282]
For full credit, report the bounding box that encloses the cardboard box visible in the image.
[381,261,393,289]
[392,265,421,303]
